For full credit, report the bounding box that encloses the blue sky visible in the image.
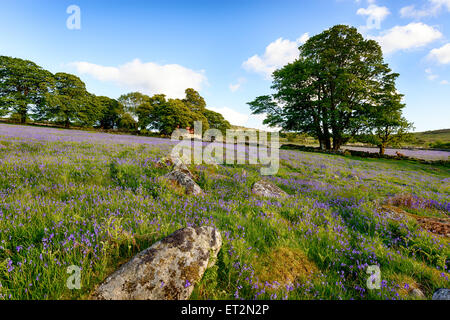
[0,0,449,132]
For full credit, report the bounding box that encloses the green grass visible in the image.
[0,130,448,300]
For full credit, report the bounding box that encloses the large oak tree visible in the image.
[0,56,54,123]
[46,73,97,128]
[248,25,405,151]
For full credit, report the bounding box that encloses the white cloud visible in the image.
[246,113,278,131]
[243,33,309,79]
[229,77,246,92]
[229,83,240,92]
[370,23,442,54]
[400,0,450,19]
[425,68,439,80]
[357,4,390,30]
[208,107,277,131]
[428,43,450,64]
[440,80,449,85]
[209,107,250,126]
[70,59,207,99]
[297,33,310,44]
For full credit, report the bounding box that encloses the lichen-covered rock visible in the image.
[92,226,222,300]
[156,155,194,178]
[380,205,450,237]
[432,288,450,300]
[252,180,288,199]
[165,169,203,195]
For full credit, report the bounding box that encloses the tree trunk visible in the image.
[379,144,385,155]
[318,133,331,151]
[19,105,27,124]
[319,137,331,150]
[325,137,331,150]
[332,137,342,151]
[322,112,331,150]
[20,88,29,124]
[319,138,325,150]
[20,112,27,124]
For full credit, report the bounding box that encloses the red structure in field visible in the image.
[176,125,195,134]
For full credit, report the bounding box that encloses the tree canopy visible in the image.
[46,72,97,128]
[118,92,150,117]
[203,109,231,133]
[136,92,210,135]
[183,88,206,113]
[357,88,413,155]
[96,96,124,130]
[0,56,54,123]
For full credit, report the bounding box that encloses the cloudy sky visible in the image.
[1,0,449,131]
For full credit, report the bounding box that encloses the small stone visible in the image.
[410,288,425,298]
[252,180,288,199]
[432,288,450,300]
[92,226,222,300]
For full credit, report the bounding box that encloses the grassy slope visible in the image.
[279,129,450,149]
[412,129,450,147]
[0,132,448,300]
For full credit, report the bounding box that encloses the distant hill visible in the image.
[230,125,265,131]
[412,129,450,147]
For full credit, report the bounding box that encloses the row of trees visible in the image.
[117,89,231,135]
[0,56,231,135]
[248,25,413,155]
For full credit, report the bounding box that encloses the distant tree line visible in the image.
[0,56,231,136]
[248,25,414,155]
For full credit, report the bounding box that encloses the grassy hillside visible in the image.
[0,124,448,300]
[412,129,450,148]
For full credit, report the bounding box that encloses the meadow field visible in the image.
[0,123,449,300]
[342,146,450,161]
